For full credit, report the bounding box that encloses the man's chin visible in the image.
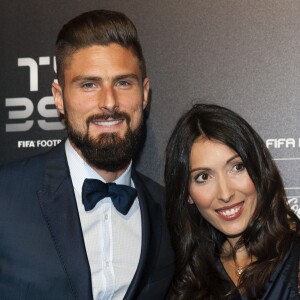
[90,130,126,141]
[68,130,135,171]
[65,116,143,172]
[80,141,133,172]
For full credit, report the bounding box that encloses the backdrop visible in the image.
[1,0,300,217]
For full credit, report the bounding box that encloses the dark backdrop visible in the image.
[1,1,300,217]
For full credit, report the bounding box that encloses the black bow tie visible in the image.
[82,178,137,215]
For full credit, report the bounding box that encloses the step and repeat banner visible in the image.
[1,1,300,217]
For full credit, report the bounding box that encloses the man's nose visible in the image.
[98,86,118,113]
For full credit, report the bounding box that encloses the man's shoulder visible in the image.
[0,141,66,176]
[132,169,165,206]
[133,170,164,192]
[0,153,45,175]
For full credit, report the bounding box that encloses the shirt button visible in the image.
[105,261,110,268]
[105,214,108,220]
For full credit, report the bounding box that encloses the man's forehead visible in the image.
[63,44,142,75]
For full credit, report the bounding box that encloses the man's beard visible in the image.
[65,111,143,172]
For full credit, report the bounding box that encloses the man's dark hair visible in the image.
[55,9,146,86]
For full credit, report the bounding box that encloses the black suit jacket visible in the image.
[0,141,174,299]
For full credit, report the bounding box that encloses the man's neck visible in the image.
[94,168,127,183]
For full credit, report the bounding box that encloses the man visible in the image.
[0,10,174,299]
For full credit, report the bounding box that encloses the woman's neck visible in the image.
[220,240,254,287]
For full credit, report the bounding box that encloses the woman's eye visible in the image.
[195,173,210,183]
[233,163,245,172]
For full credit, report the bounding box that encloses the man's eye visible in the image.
[82,83,95,89]
[116,81,130,87]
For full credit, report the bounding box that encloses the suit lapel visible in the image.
[37,142,93,300]
[124,169,162,299]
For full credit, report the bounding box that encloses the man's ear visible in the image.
[52,82,65,115]
[142,77,150,110]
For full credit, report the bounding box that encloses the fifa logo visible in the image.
[5,56,65,132]
[288,198,300,219]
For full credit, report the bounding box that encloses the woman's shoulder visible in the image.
[287,235,300,299]
[290,235,300,255]
[286,235,300,274]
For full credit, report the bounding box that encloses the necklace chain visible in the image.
[221,248,253,277]
[233,257,253,276]
[235,265,245,276]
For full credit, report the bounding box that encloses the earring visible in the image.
[188,197,194,204]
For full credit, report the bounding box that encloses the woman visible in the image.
[165,104,300,300]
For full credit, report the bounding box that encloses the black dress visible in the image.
[216,237,300,299]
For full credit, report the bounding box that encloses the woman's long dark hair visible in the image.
[165,104,299,299]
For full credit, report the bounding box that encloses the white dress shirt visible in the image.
[65,140,142,300]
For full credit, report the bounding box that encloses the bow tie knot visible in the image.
[82,178,137,215]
